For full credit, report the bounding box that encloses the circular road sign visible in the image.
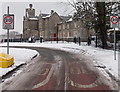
[3,16,13,24]
[110,16,119,24]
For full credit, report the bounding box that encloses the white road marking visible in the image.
[68,77,98,88]
[81,66,87,74]
[40,68,49,75]
[64,73,68,91]
[64,61,69,91]
[68,62,99,88]
[32,64,55,89]
[70,67,81,74]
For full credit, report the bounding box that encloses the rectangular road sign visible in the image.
[3,14,14,29]
[110,14,119,28]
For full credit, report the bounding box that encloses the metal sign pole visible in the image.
[7,6,9,55]
[110,14,119,60]
[114,27,116,60]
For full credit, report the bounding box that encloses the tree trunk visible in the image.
[96,2,108,49]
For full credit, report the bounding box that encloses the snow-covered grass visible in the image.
[0,41,119,81]
[0,47,39,77]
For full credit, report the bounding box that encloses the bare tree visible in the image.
[67,0,120,49]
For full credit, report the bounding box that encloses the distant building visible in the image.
[0,31,22,42]
[23,4,39,39]
[23,4,89,41]
[58,18,89,41]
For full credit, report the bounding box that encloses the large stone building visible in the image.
[58,18,89,41]
[23,4,90,41]
[23,4,39,39]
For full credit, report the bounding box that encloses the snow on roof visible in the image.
[58,22,63,24]
[40,13,51,19]
[46,15,51,18]
[42,17,47,19]
[60,16,72,21]
[42,15,51,18]
[67,18,73,22]
[29,17,38,20]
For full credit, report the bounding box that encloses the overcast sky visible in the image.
[0,1,75,35]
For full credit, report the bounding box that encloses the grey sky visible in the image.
[0,2,74,35]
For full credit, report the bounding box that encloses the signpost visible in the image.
[3,6,14,54]
[110,14,119,60]
[3,15,14,29]
[110,15,119,28]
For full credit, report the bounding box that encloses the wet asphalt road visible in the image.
[2,47,118,91]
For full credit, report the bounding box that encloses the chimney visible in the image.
[29,4,33,9]
[51,10,54,15]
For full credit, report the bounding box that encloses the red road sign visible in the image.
[3,14,14,29]
[110,16,119,24]
[3,16,13,24]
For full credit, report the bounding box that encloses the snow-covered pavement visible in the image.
[0,41,119,81]
[0,47,39,77]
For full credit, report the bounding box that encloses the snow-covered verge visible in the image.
[0,47,39,77]
[0,41,119,81]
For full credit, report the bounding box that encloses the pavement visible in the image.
[2,47,118,91]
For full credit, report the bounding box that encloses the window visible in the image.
[59,25,61,30]
[63,24,65,29]
[67,24,69,29]
[74,23,77,28]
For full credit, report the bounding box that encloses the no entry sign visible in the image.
[3,14,14,29]
[110,15,119,28]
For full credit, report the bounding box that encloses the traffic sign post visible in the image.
[3,14,14,29]
[110,15,119,28]
[114,27,116,60]
[2,6,14,55]
[110,14,119,60]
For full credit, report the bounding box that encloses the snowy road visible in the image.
[2,47,118,91]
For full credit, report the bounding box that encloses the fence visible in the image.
[1,37,87,43]
[1,38,28,43]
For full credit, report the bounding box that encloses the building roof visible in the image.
[40,12,72,21]
[67,18,73,22]
[28,11,72,22]
[60,16,72,21]
[29,17,38,20]
[40,13,51,18]
[29,16,39,20]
